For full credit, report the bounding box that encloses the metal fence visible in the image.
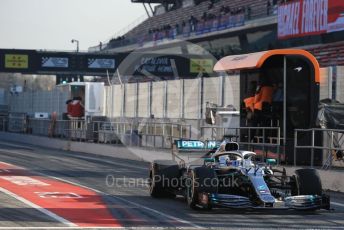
[294,128,344,169]
[3,116,192,149]
[93,121,192,148]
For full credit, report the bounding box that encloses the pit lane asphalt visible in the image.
[0,141,343,229]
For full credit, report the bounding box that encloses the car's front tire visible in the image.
[186,167,217,210]
[294,168,322,195]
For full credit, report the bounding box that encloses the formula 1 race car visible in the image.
[149,140,330,210]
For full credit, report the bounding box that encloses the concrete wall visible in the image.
[112,84,122,117]
[203,77,220,118]
[138,82,149,117]
[224,74,240,110]
[152,81,164,118]
[125,83,137,117]
[167,80,181,118]
[184,78,200,119]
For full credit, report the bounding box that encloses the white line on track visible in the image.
[0,228,124,230]
[331,201,344,208]
[0,161,14,166]
[0,227,201,229]
[0,141,33,150]
[0,187,77,227]
[0,160,24,169]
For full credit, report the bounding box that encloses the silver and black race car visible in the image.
[149,140,330,210]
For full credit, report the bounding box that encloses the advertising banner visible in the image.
[5,54,28,69]
[190,59,214,74]
[175,140,220,150]
[88,58,115,69]
[41,57,68,68]
[119,54,215,79]
[278,0,344,39]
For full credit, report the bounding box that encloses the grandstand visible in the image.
[125,0,266,38]
[92,0,274,53]
[90,0,344,69]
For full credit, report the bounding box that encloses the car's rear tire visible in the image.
[186,167,217,210]
[294,169,322,196]
[149,160,179,198]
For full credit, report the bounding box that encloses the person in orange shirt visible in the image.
[253,85,274,111]
[243,78,274,124]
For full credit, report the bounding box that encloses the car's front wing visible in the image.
[208,193,330,210]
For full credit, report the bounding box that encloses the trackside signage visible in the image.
[175,140,220,150]
[278,0,344,39]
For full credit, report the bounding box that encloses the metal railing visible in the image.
[27,118,87,140]
[294,128,344,169]
[93,121,192,148]
[3,117,192,149]
[0,117,7,132]
[200,126,282,162]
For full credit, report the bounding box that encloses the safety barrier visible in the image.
[294,128,344,169]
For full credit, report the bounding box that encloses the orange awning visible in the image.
[213,49,320,83]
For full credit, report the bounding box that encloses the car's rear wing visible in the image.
[171,139,221,166]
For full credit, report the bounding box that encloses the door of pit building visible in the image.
[214,49,321,165]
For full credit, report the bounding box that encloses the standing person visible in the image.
[70,96,84,118]
[68,96,85,133]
